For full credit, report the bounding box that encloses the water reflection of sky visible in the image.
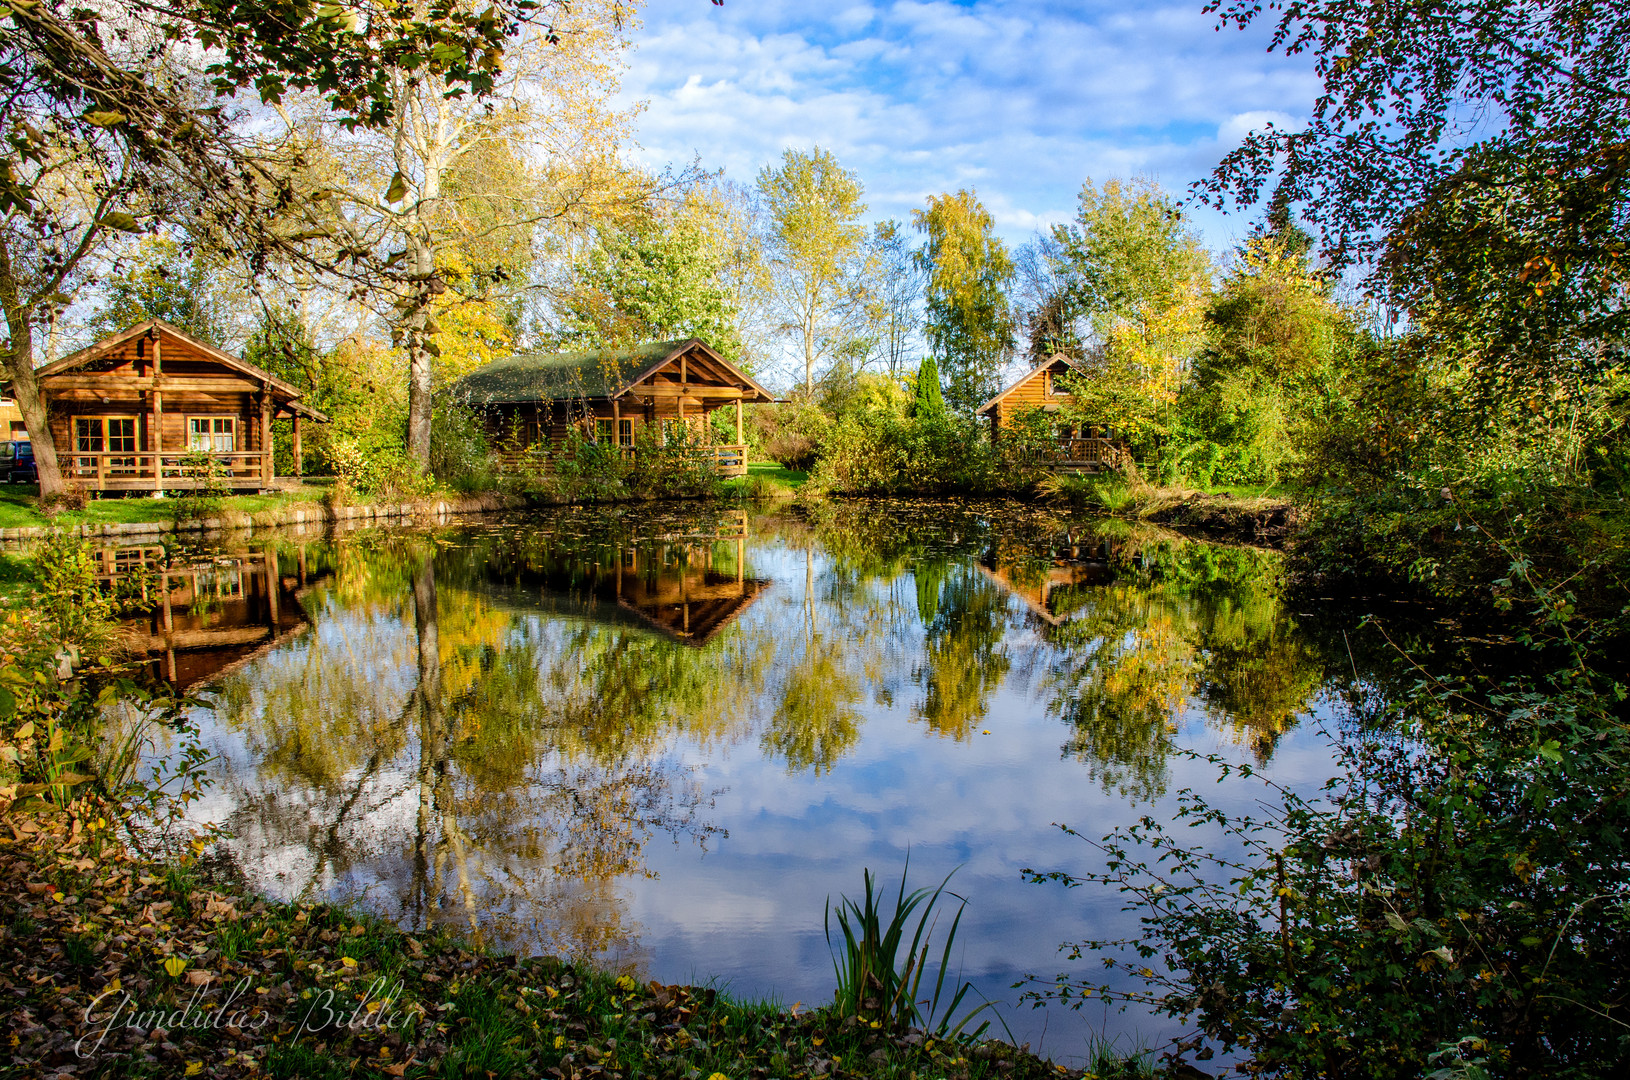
[164,505,1342,1064]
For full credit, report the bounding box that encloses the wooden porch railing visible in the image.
[66,452,270,487]
[1055,438,1126,468]
[494,442,749,478]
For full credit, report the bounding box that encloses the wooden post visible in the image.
[292,414,303,479]
[151,332,164,494]
[265,554,280,628]
[735,397,743,445]
[260,382,273,489]
[612,396,621,449]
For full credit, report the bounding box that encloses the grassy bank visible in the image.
[0,816,1146,1080]
[0,484,335,531]
[719,461,810,501]
[1039,473,1300,546]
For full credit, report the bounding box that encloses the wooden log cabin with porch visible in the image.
[977,353,1126,471]
[15,320,327,492]
[452,338,774,478]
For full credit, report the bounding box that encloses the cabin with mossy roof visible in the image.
[452,338,774,477]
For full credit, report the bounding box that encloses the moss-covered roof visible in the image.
[451,340,688,405]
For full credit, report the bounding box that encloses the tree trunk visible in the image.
[0,264,65,496]
[406,331,433,470]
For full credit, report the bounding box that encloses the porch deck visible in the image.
[64,451,294,492]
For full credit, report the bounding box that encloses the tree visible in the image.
[913,189,1015,415]
[859,219,922,380]
[84,237,237,344]
[0,0,585,496]
[1012,232,1090,363]
[556,192,748,362]
[757,147,868,392]
[911,355,945,420]
[1183,227,1360,483]
[244,0,643,475]
[1203,0,1629,487]
[1053,178,1212,456]
[1201,0,1630,270]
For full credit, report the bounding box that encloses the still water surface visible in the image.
[130,502,1347,1061]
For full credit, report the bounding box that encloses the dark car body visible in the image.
[0,440,36,483]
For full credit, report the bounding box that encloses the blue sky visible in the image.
[617,0,1323,251]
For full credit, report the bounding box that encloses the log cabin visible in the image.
[976,353,1125,471]
[11,320,328,493]
[451,338,775,478]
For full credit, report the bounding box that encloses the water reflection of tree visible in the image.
[212,538,723,967]
[912,562,1013,741]
[1041,541,1325,800]
[760,545,864,773]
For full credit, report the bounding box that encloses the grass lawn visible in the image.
[720,460,809,499]
[0,482,333,531]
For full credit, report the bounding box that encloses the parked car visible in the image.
[0,440,36,483]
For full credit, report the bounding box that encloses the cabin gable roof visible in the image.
[976,354,1082,416]
[40,320,306,399]
[451,339,774,406]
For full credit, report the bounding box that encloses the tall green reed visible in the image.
[825,859,996,1039]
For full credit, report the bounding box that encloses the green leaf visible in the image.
[1383,911,1409,933]
[97,212,141,233]
[82,110,126,127]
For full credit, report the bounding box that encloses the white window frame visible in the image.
[188,416,236,454]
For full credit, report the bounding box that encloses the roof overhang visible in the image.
[611,339,777,404]
[39,320,311,403]
[976,354,1083,416]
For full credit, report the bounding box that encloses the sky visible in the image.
[616,0,1324,253]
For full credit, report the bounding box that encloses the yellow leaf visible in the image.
[341,956,358,968]
[164,957,188,978]
[554,1035,566,1050]
[185,1063,203,1076]
[614,975,637,992]
[83,110,126,127]
[14,721,32,740]
[384,171,409,204]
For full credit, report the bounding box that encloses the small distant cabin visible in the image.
[12,320,327,492]
[452,338,774,478]
[977,354,1125,471]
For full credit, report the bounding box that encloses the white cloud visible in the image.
[1217,109,1302,147]
[618,0,1322,247]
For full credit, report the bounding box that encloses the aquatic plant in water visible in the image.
[825,860,994,1039]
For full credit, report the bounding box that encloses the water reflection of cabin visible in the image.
[96,546,324,690]
[979,535,1116,627]
[452,339,775,479]
[491,527,769,646]
[17,321,328,492]
[977,354,1126,472]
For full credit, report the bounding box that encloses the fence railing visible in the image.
[495,442,749,478]
[65,451,269,485]
[1055,438,1125,467]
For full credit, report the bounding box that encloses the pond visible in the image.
[119,501,1351,1062]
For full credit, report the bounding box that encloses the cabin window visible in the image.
[595,419,614,443]
[1047,372,1069,396]
[189,417,236,453]
[618,419,633,447]
[73,416,139,475]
